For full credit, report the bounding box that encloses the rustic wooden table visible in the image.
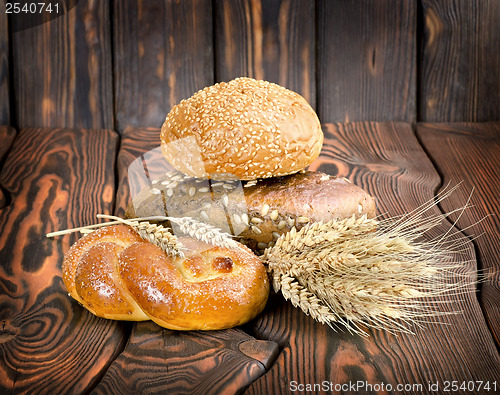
[0,121,498,394]
[1,0,500,393]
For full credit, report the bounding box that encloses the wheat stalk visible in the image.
[128,220,185,258]
[46,215,185,257]
[263,188,476,336]
[46,214,239,254]
[165,216,240,250]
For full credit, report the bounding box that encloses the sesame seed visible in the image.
[151,188,161,195]
[270,210,279,221]
[189,187,196,197]
[241,213,249,225]
[261,204,270,217]
[233,214,242,225]
[251,217,263,224]
[277,220,287,230]
[200,211,210,222]
[251,225,262,235]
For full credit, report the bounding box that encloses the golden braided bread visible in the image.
[62,225,270,330]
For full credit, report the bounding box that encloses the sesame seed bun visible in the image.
[160,77,324,180]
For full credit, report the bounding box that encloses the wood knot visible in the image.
[0,320,20,343]
[238,339,280,369]
[0,185,11,210]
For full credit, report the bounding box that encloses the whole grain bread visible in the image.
[125,170,376,252]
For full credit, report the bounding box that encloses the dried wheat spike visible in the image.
[46,214,185,258]
[166,216,240,250]
[263,205,474,336]
[127,220,185,258]
[47,214,240,253]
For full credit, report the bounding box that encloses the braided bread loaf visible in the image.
[62,225,270,330]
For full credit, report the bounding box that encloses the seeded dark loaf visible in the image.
[125,170,376,253]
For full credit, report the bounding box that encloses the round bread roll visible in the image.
[160,77,323,180]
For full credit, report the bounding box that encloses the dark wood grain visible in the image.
[115,126,165,217]
[214,0,315,107]
[113,0,214,131]
[420,0,500,122]
[246,122,500,394]
[0,126,16,209]
[11,1,113,129]
[93,321,279,395]
[417,122,500,345]
[0,126,15,165]
[0,127,127,394]
[0,2,9,126]
[317,0,416,123]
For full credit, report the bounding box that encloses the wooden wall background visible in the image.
[0,0,499,132]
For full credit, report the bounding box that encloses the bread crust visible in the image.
[160,77,323,180]
[62,225,270,330]
[126,171,376,252]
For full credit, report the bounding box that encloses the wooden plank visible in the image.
[0,126,16,164]
[11,1,113,129]
[214,0,315,107]
[317,0,416,123]
[93,322,279,394]
[113,0,214,131]
[0,2,9,125]
[246,122,500,393]
[417,122,500,345]
[0,126,16,209]
[420,0,500,122]
[0,127,126,393]
[114,126,163,218]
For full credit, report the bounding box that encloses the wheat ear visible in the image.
[263,189,476,336]
[164,216,240,250]
[47,215,185,258]
[46,214,239,253]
